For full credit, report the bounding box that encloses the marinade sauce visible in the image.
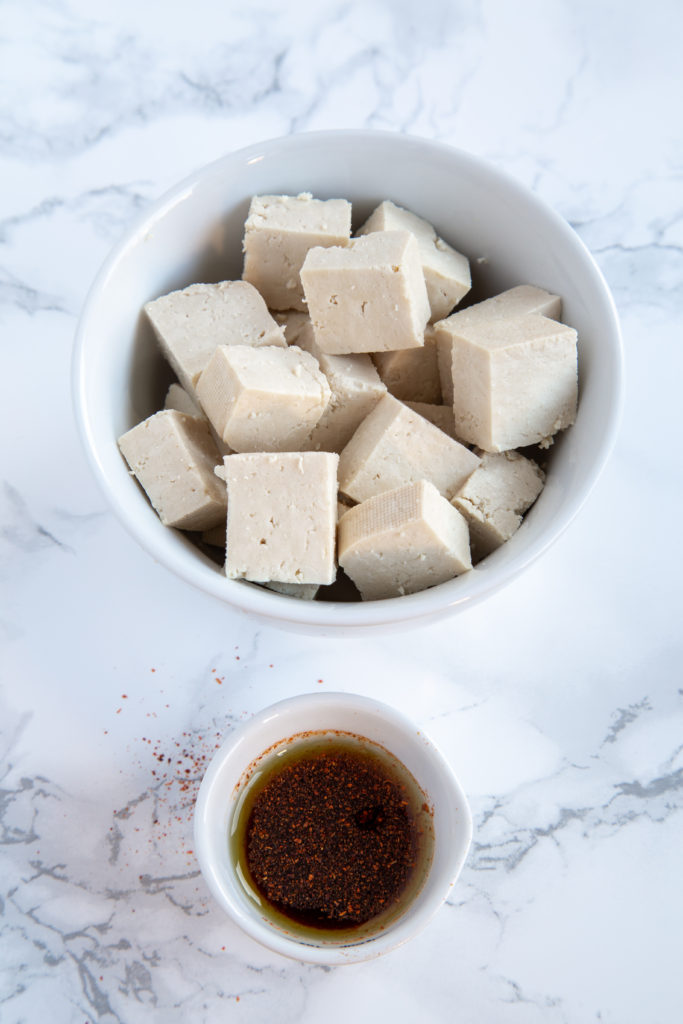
[230,732,435,942]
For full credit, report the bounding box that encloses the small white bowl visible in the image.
[193,692,472,964]
[72,130,623,632]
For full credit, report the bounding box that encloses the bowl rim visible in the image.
[72,129,624,630]
[193,690,473,963]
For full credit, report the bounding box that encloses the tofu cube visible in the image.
[164,382,233,459]
[118,410,226,531]
[441,313,578,452]
[338,480,472,600]
[357,200,471,321]
[242,193,352,312]
[405,401,457,439]
[294,318,387,453]
[164,382,204,419]
[220,452,339,584]
[372,325,442,404]
[452,451,545,561]
[263,581,320,600]
[436,284,562,404]
[274,309,311,345]
[202,522,227,549]
[338,393,480,503]
[145,281,286,396]
[300,231,430,354]
[196,344,331,453]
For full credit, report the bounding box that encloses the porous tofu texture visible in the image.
[372,325,441,404]
[243,193,352,312]
[293,317,387,452]
[436,284,562,405]
[219,452,339,585]
[357,200,471,322]
[118,410,226,531]
[196,344,331,452]
[338,393,479,503]
[300,231,430,354]
[451,451,545,561]
[443,313,578,452]
[338,480,472,600]
[144,281,286,395]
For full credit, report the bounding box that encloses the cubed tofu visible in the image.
[338,393,479,503]
[273,309,311,345]
[196,344,331,452]
[201,521,227,548]
[443,313,578,452]
[436,285,562,404]
[451,451,545,561]
[243,193,352,312]
[372,325,441,404]
[262,581,320,600]
[338,480,472,600]
[300,231,430,354]
[144,281,286,395]
[219,452,339,585]
[118,410,226,531]
[164,382,233,459]
[357,200,471,321]
[164,382,204,419]
[293,318,387,452]
[404,401,458,439]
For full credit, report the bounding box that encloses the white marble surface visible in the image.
[2,0,682,1020]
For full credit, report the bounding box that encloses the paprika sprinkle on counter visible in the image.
[230,732,434,942]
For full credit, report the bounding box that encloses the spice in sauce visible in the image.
[230,731,434,941]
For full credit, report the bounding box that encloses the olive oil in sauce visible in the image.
[229,731,435,943]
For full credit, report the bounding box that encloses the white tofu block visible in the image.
[263,581,320,600]
[145,281,286,395]
[372,325,441,404]
[338,393,480,503]
[338,480,472,600]
[445,313,578,452]
[221,452,339,585]
[164,382,203,419]
[452,451,545,561]
[274,309,311,345]
[243,193,352,312]
[300,231,430,354]
[357,200,471,321]
[405,401,457,439]
[164,382,233,459]
[202,521,227,548]
[196,344,331,453]
[436,285,563,404]
[118,410,226,531]
[337,498,354,520]
[294,319,387,453]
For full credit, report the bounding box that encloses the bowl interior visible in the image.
[74,131,623,629]
[193,693,472,964]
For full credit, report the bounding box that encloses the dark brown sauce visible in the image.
[230,732,434,942]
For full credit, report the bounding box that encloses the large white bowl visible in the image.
[193,692,472,964]
[72,130,623,632]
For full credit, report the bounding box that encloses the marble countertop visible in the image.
[2,1,682,1021]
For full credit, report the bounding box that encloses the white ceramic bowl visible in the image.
[193,692,472,964]
[72,130,623,632]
